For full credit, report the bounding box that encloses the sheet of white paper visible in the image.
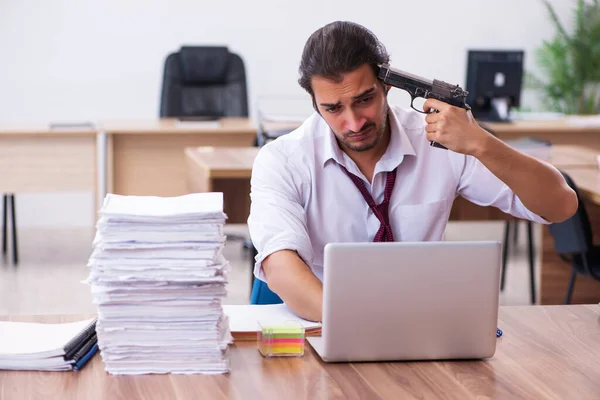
[100,193,226,218]
[174,120,221,129]
[222,304,321,332]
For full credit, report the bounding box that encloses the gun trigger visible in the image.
[411,105,427,114]
[410,97,427,114]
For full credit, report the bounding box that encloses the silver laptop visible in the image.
[307,241,501,362]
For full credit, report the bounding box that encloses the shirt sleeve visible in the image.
[247,144,313,282]
[452,153,550,224]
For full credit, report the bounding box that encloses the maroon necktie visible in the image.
[340,166,397,242]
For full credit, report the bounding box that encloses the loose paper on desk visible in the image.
[566,115,600,127]
[222,304,321,339]
[174,120,221,129]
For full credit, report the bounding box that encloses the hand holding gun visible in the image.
[377,64,471,150]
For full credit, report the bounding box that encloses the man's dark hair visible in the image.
[298,21,390,102]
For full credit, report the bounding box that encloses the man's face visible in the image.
[311,64,389,152]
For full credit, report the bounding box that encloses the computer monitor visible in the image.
[465,50,524,122]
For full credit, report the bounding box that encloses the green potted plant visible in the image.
[527,0,600,114]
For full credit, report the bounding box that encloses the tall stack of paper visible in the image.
[86,193,232,375]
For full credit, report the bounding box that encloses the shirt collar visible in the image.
[322,106,417,170]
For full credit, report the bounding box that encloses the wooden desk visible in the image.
[100,118,256,197]
[561,167,600,204]
[543,145,599,169]
[1,305,599,399]
[185,147,259,223]
[0,125,99,216]
[485,118,600,149]
[450,144,600,221]
[257,118,600,148]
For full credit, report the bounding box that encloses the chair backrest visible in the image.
[159,46,248,118]
[250,279,283,305]
[547,171,593,255]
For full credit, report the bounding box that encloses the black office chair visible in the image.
[2,193,18,264]
[159,46,249,118]
[546,171,600,304]
[159,45,254,280]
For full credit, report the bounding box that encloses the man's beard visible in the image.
[337,103,388,152]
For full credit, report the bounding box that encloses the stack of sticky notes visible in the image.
[258,325,305,357]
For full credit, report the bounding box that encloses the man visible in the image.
[248,21,578,322]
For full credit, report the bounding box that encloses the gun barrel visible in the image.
[378,64,432,87]
[378,64,469,108]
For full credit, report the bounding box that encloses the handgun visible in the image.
[377,63,471,150]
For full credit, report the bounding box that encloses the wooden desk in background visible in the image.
[0,124,99,217]
[450,144,600,220]
[1,306,599,399]
[561,167,600,204]
[262,117,600,148]
[185,147,258,224]
[100,118,256,198]
[485,118,600,148]
[185,145,600,305]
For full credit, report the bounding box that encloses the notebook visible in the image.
[0,318,98,371]
[222,304,321,340]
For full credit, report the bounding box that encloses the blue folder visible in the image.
[73,343,98,371]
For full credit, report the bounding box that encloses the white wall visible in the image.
[0,0,575,227]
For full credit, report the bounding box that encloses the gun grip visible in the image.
[430,141,448,150]
[426,109,448,150]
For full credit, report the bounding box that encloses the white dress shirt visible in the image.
[248,105,548,283]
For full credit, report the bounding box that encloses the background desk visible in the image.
[259,118,600,149]
[100,118,256,198]
[260,118,600,147]
[184,145,600,305]
[485,118,600,148]
[185,147,257,223]
[1,305,599,399]
[450,144,600,221]
[0,125,99,217]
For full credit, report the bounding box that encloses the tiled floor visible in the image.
[0,221,540,316]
